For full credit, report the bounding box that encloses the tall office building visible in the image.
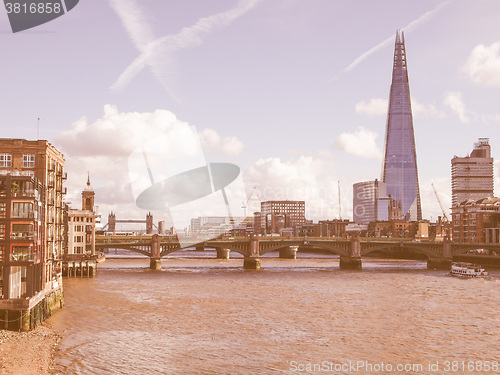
[353,179,404,224]
[451,138,494,207]
[353,180,389,224]
[381,31,422,222]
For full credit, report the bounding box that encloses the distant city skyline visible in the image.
[1,1,500,226]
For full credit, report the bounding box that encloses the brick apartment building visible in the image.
[0,139,65,330]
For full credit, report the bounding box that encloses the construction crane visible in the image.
[242,186,257,218]
[431,183,449,223]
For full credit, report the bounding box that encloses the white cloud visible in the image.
[355,98,387,116]
[411,97,443,118]
[199,128,244,157]
[443,91,474,124]
[54,104,193,157]
[54,106,246,229]
[462,42,500,87]
[334,127,383,160]
[356,97,443,118]
[110,0,262,95]
[481,113,500,124]
[244,155,344,220]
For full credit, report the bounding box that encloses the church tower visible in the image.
[82,172,95,211]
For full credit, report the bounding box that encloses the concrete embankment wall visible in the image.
[1,288,64,332]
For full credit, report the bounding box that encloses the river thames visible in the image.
[48,250,500,374]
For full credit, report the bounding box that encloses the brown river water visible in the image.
[48,250,500,374]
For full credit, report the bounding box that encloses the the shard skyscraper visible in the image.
[381,31,422,221]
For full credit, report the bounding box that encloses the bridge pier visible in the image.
[244,235,261,269]
[339,256,362,270]
[427,237,452,270]
[150,234,161,270]
[279,246,298,259]
[340,234,362,269]
[244,257,261,269]
[150,258,161,270]
[216,248,230,259]
[427,258,452,270]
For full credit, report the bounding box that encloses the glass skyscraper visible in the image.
[381,31,422,221]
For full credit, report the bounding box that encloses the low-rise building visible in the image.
[66,176,98,257]
[452,197,500,243]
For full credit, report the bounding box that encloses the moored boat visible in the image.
[450,262,488,277]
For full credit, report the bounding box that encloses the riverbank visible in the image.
[0,323,61,374]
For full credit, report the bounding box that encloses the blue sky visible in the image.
[1,0,500,228]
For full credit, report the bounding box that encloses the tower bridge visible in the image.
[101,212,156,234]
[94,235,500,270]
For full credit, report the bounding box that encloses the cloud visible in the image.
[481,113,500,124]
[334,127,383,160]
[443,91,474,124]
[109,0,262,95]
[355,98,388,116]
[54,105,245,229]
[54,104,193,157]
[356,97,443,118]
[199,128,244,157]
[244,155,344,220]
[411,97,443,118]
[343,1,453,73]
[462,42,500,87]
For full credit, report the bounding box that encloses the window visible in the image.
[23,154,35,168]
[74,235,84,243]
[12,202,34,219]
[12,246,32,261]
[0,202,5,218]
[0,224,4,240]
[11,224,33,240]
[0,154,12,168]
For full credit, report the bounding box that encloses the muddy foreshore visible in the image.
[0,323,61,375]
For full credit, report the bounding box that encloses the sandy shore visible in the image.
[0,323,61,375]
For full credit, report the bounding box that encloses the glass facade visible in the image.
[353,180,389,224]
[381,31,422,222]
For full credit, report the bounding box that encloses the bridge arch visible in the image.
[96,243,152,257]
[451,243,500,256]
[301,243,351,257]
[202,243,250,258]
[361,242,442,259]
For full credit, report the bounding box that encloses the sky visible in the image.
[1,0,500,230]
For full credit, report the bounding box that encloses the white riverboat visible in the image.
[450,262,488,278]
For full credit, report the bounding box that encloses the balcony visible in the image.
[11,189,41,200]
[12,212,36,220]
[10,232,35,241]
[11,250,36,263]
